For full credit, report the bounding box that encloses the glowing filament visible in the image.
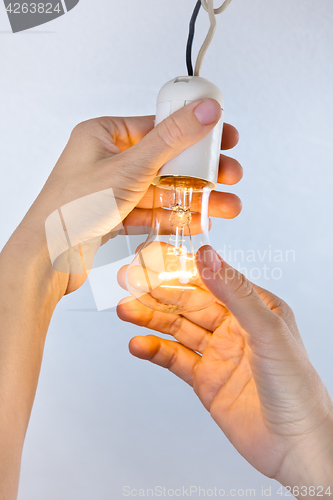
[159,270,196,281]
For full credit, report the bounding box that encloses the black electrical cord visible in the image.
[186,0,202,77]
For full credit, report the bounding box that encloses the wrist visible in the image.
[276,412,333,498]
[8,214,69,304]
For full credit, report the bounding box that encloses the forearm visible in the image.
[0,220,67,498]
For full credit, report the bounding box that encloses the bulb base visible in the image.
[154,76,224,189]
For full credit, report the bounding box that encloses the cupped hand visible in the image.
[117,246,333,490]
[22,100,242,295]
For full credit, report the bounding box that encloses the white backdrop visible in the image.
[1,1,333,499]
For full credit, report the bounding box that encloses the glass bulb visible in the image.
[126,176,215,314]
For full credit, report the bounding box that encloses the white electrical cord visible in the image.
[194,0,233,76]
[201,0,233,15]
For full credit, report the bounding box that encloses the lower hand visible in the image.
[117,246,333,494]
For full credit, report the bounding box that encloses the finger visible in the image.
[183,301,230,332]
[117,276,228,334]
[208,191,242,219]
[136,187,242,219]
[97,115,155,150]
[117,298,211,353]
[196,246,295,352]
[118,263,204,292]
[118,265,238,334]
[123,208,213,235]
[221,123,239,150]
[68,116,156,163]
[217,155,243,185]
[122,119,239,151]
[117,99,222,182]
[116,115,155,145]
[252,284,303,344]
[118,240,215,314]
[125,241,198,276]
[119,245,228,330]
[128,335,200,386]
[125,263,215,313]
[117,265,128,290]
[102,118,238,151]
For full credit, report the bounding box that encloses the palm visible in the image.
[195,314,282,477]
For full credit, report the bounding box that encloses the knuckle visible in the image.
[166,347,178,370]
[196,335,208,354]
[71,119,98,138]
[277,300,297,328]
[168,316,183,337]
[270,313,287,331]
[278,300,293,318]
[71,121,89,136]
[232,273,253,300]
[157,115,185,148]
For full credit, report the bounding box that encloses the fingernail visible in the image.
[203,247,223,273]
[193,99,221,126]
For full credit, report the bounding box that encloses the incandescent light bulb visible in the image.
[126,76,224,314]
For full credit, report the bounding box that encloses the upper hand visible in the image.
[23,100,242,295]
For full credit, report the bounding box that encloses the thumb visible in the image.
[121,99,221,177]
[196,245,288,347]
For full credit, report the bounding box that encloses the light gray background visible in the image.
[0,0,333,499]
